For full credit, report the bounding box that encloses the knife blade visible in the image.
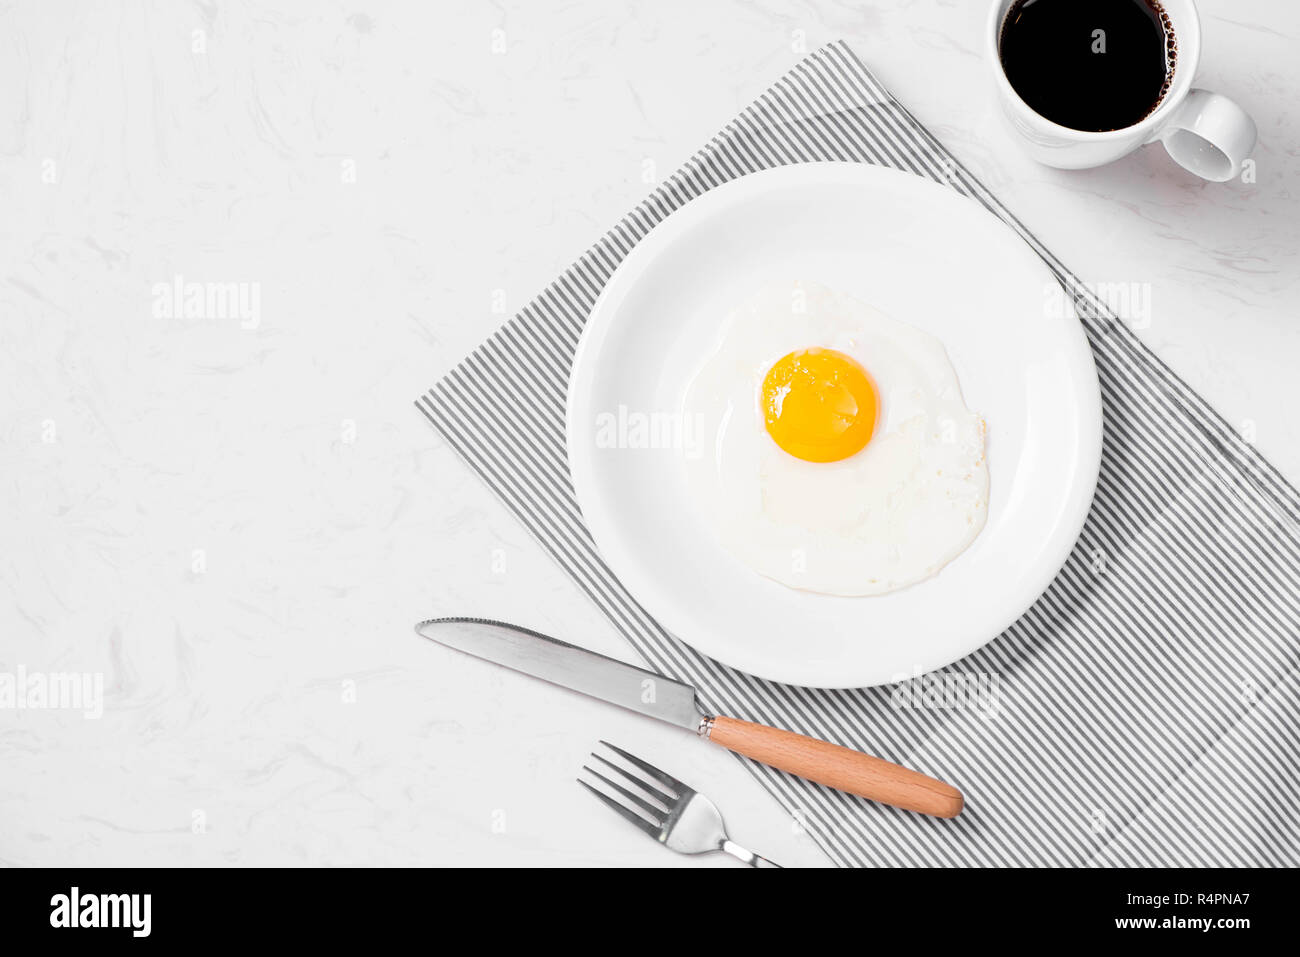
[415,617,704,731]
[416,616,963,818]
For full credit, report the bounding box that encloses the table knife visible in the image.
[416,617,963,818]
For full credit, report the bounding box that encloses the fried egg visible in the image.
[681,280,988,596]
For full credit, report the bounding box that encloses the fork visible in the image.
[579,741,783,868]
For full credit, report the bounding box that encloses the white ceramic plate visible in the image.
[566,163,1101,689]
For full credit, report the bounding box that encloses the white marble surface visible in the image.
[1,0,1296,867]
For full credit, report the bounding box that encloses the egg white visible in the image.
[680,280,989,596]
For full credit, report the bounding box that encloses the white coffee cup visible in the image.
[986,0,1256,181]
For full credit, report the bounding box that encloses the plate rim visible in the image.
[566,162,1102,688]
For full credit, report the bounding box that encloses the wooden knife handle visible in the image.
[706,715,963,818]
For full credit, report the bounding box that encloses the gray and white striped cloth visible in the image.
[418,42,1300,867]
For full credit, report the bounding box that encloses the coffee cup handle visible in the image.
[1156,89,1257,182]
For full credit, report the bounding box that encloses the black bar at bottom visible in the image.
[0,865,1285,943]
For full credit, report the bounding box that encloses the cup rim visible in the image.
[986,0,1201,142]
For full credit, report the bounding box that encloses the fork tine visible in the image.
[592,754,675,803]
[598,740,685,794]
[583,765,668,820]
[578,779,664,840]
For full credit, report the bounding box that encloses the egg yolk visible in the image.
[761,348,878,463]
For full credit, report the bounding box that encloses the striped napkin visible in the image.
[418,42,1300,866]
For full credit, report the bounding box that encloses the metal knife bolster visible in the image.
[415,617,709,732]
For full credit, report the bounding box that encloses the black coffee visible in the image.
[999,0,1176,132]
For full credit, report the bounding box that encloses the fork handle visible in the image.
[705,716,963,818]
[721,840,783,868]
